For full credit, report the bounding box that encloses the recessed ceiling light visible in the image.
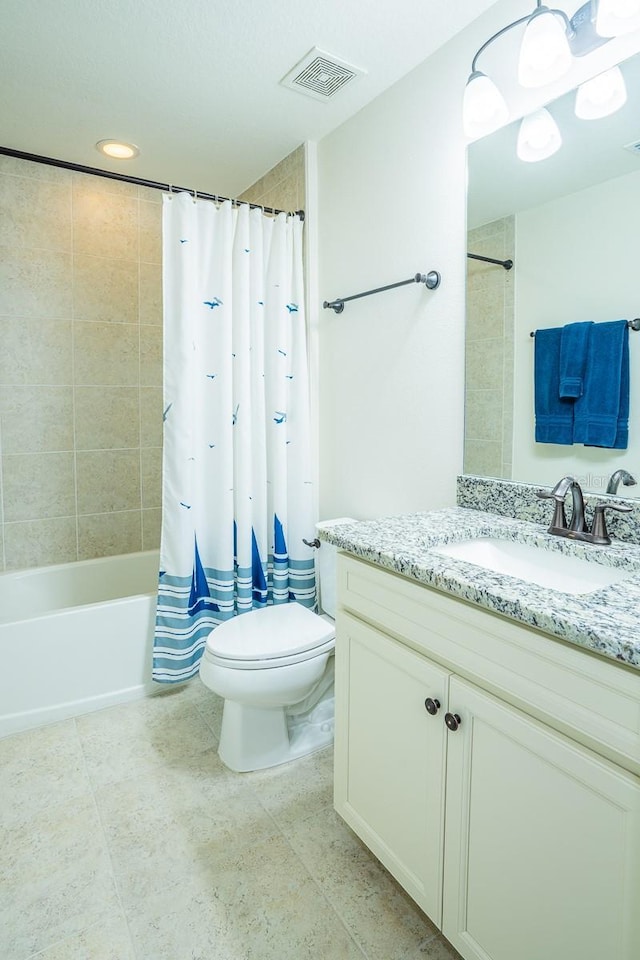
[95,139,139,160]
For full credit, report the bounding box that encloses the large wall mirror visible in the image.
[465,50,640,497]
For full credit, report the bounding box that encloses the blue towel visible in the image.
[573,319,629,449]
[534,328,574,445]
[559,321,593,398]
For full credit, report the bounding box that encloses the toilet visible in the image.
[198,521,348,772]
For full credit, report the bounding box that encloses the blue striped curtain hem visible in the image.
[153,558,316,682]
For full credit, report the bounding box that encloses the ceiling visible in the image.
[1,0,498,198]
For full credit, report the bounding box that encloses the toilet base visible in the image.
[218,698,334,773]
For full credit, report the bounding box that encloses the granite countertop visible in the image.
[318,507,640,671]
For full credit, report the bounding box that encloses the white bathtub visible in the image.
[0,550,161,738]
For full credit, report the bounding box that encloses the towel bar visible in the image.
[530,319,640,338]
[323,271,441,314]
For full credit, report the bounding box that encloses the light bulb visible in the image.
[517,108,562,162]
[518,9,573,88]
[462,71,509,138]
[595,0,640,37]
[575,66,627,118]
[95,140,140,160]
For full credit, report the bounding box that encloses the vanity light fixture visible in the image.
[464,0,636,159]
[95,139,140,160]
[516,107,563,161]
[595,0,640,36]
[575,64,627,117]
[517,6,574,88]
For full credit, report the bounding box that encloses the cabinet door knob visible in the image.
[445,712,462,732]
[424,697,441,716]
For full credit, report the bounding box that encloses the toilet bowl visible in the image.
[199,602,335,772]
[198,520,351,773]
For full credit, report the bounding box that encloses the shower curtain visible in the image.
[153,193,316,683]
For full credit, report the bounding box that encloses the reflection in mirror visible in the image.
[465,50,640,497]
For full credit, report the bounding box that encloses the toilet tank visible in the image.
[315,519,355,619]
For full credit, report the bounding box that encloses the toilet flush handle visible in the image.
[302,538,321,548]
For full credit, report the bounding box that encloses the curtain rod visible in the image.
[467,252,513,270]
[0,146,305,221]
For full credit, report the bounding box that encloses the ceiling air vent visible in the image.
[623,139,640,156]
[280,47,364,101]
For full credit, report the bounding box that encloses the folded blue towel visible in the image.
[534,328,574,445]
[559,321,593,398]
[573,319,629,449]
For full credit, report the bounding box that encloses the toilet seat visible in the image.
[203,602,335,670]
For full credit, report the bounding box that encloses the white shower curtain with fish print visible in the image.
[153,194,316,682]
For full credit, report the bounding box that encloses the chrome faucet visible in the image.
[606,469,636,495]
[537,475,632,545]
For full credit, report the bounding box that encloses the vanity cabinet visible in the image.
[334,554,640,960]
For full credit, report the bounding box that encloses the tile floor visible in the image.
[1,678,462,960]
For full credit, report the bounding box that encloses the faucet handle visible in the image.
[591,501,633,545]
[536,489,567,531]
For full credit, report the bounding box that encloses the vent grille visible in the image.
[281,48,364,101]
[624,139,640,156]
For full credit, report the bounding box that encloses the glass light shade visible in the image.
[463,71,509,138]
[95,140,139,159]
[517,108,562,162]
[595,0,640,37]
[518,10,573,88]
[575,66,627,118]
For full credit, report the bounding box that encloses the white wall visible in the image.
[512,168,640,495]
[315,16,487,521]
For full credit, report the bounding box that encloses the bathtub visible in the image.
[0,550,161,738]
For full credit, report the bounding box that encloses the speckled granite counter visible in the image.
[318,508,640,671]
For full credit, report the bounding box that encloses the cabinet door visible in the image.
[443,676,640,960]
[334,611,450,924]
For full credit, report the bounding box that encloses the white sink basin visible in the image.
[432,537,631,596]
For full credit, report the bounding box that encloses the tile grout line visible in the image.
[70,177,80,562]
[137,195,144,552]
[238,754,371,960]
[72,714,141,960]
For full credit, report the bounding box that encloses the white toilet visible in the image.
[198,522,346,772]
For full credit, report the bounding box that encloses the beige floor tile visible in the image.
[0,682,456,960]
[242,743,334,828]
[287,806,438,960]
[0,720,92,827]
[75,688,217,787]
[179,674,225,736]
[26,913,136,960]
[402,934,463,960]
[127,834,366,960]
[96,750,282,912]
[0,797,119,960]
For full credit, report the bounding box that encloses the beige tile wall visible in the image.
[0,155,163,571]
[238,145,305,213]
[464,217,515,480]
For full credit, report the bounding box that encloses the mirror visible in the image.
[465,50,640,497]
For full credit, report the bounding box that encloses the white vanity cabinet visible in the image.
[333,553,640,960]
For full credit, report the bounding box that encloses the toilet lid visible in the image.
[205,602,335,662]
